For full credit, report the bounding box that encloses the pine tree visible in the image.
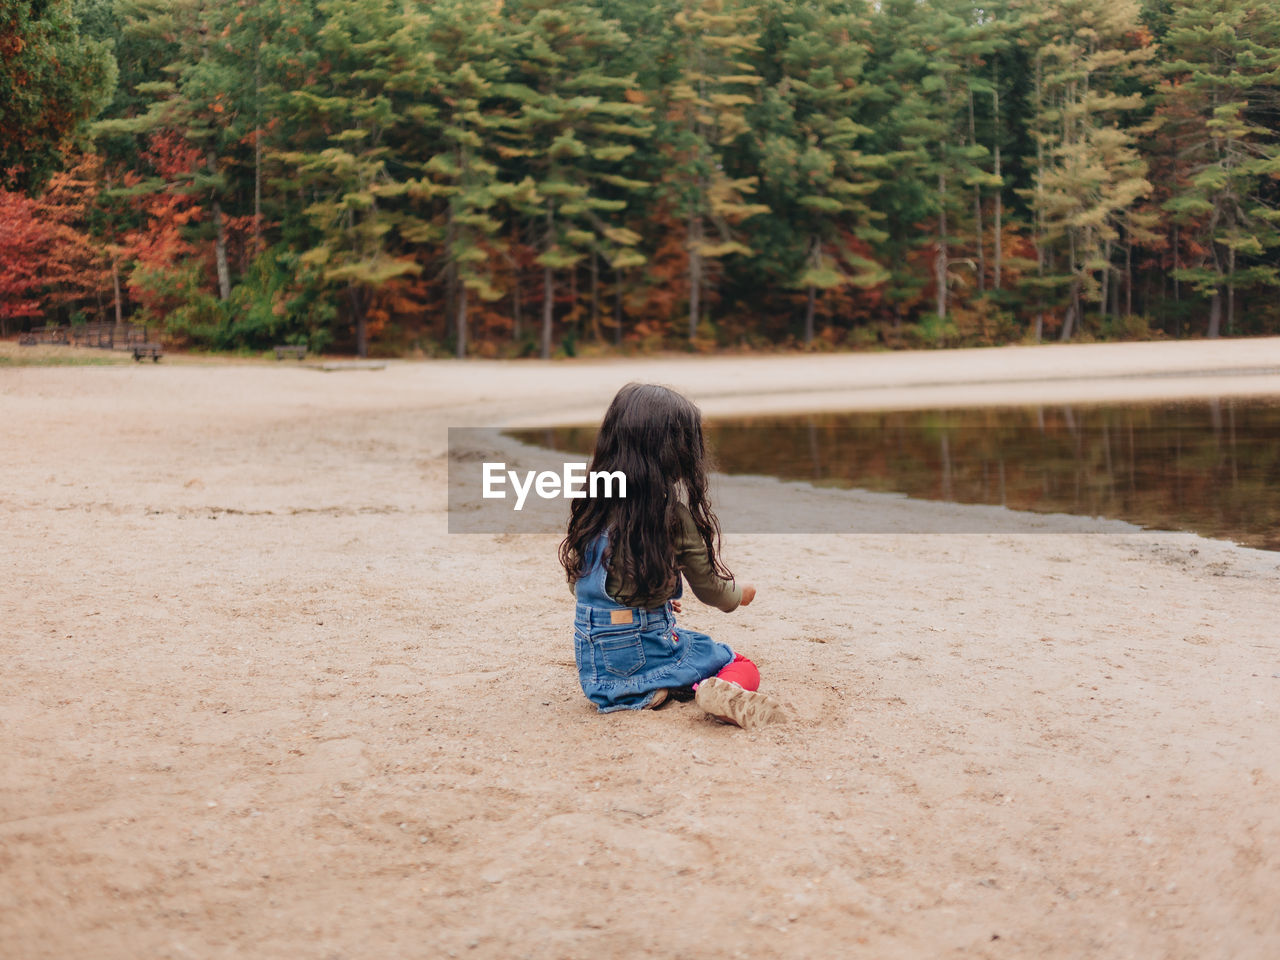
[862,0,992,333]
[756,0,887,344]
[1161,0,1280,337]
[278,0,430,356]
[917,0,997,325]
[663,0,770,341]
[410,0,528,357]
[1019,0,1156,340]
[500,0,651,358]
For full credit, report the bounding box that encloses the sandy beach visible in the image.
[3,338,1279,959]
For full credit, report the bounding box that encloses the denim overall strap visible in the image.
[574,532,674,635]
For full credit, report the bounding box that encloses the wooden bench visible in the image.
[132,343,163,362]
[274,344,307,361]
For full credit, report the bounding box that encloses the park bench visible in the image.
[132,343,163,362]
[274,344,307,360]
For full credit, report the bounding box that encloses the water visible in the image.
[511,397,1280,551]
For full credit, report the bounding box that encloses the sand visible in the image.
[2,338,1279,959]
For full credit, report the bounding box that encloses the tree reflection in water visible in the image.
[512,398,1280,551]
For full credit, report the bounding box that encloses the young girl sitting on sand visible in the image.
[559,382,785,729]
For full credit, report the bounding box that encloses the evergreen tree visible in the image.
[1161,0,1280,337]
[862,0,992,334]
[280,0,429,356]
[500,0,651,358]
[756,0,887,344]
[411,0,529,357]
[663,0,770,340]
[1020,0,1156,340]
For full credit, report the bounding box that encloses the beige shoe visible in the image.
[647,688,670,710]
[694,677,787,729]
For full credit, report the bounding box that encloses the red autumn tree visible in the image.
[32,152,112,320]
[120,132,205,320]
[0,185,51,334]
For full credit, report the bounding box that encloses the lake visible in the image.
[511,397,1280,551]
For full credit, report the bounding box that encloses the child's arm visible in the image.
[673,505,745,612]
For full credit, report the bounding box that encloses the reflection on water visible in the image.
[512,398,1280,551]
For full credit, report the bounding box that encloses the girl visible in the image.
[560,383,786,729]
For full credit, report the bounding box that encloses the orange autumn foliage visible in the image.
[121,134,205,316]
[0,186,49,326]
[34,154,112,316]
[0,153,114,327]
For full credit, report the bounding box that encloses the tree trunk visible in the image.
[1207,233,1224,339]
[969,89,985,295]
[569,263,578,341]
[1125,238,1133,317]
[992,63,1002,292]
[212,199,231,301]
[206,145,231,301]
[614,267,623,346]
[511,275,522,342]
[1100,238,1112,323]
[455,285,467,359]
[589,250,600,341]
[443,207,457,341]
[349,284,368,357]
[510,221,523,342]
[1032,59,1047,343]
[1060,278,1080,342]
[444,265,456,347]
[253,133,262,256]
[688,211,703,340]
[1060,232,1078,342]
[1227,246,1235,335]
[1208,288,1222,339]
[935,167,947,321]
[804,284,816,346]
[253,73,262,255]
[112,260,123,325]
[541,204,554,359]
[541,264,554,359]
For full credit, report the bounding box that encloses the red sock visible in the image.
[715,654,760,691]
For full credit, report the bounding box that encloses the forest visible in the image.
[2,0,1279,357]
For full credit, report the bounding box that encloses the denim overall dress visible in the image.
[574,532,735,712]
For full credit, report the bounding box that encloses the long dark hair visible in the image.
[559,382,732,604]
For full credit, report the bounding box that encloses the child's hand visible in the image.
[670,600,682,614]
[740,584,756,607]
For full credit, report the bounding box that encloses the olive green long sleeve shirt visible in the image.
[577,504,743,612]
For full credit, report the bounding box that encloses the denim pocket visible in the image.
[593,629,646,679]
